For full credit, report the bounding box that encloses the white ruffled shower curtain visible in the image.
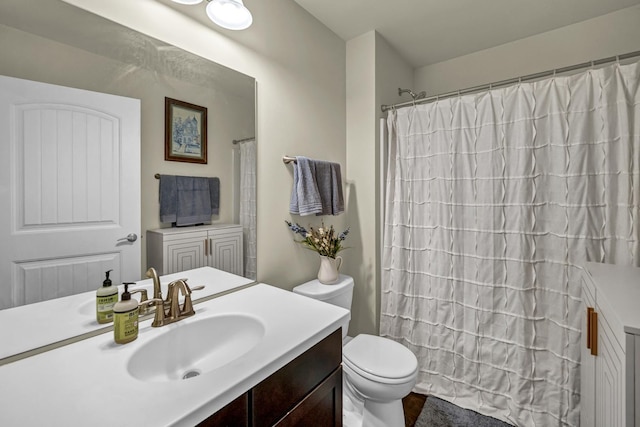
[239,139,257,280]
[381,60,640,426]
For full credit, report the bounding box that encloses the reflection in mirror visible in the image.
[0,0,256,360]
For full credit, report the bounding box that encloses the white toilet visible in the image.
[293,274,418,427]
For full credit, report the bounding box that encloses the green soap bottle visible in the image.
[96,270,118,324]
[113,283,139,344]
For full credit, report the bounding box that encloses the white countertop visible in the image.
[0,267,254,361]
[584,262,640,336]
[0,284,349,426]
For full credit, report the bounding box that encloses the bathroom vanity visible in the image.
[0,284,348,426]
[203,329,342,426]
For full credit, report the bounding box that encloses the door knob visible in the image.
[118,233,138,243]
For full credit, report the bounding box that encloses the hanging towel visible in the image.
[175,176,212,226]
[159,175,178,223]
[289,157,344,216]
[209,177,220,216]
[290,156,322,216]
[158,175,220,225]
[317,160,344,215]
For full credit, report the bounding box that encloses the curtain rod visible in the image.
[381,50,640,112]
[232,136,255,145]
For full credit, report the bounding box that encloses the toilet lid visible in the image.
[292,274,353,301]
[343,334,417,380]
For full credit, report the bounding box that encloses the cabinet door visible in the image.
[251,329,342,427]
[595,314,625,427]
[209,228,243,276]
[165,236,206,275]
[197,393,248,427]
[274,367,342,427]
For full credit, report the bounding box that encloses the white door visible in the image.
[0,75,140,309]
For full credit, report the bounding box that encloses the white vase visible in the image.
[317,255,342,284]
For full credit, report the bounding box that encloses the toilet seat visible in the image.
[343,334,418,385]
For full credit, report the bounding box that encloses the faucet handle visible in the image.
[181,284,204,316]
[130,288,149,314]
[130,288,148,301]
[140,298,166,327]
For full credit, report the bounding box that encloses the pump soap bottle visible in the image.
[96,270,118,324]
[113,283,139,344]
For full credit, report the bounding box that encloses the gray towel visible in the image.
[176,176,212,226]
[289,157,344,216]
[314,160,344,215]
[159,175,178,223]
[290,156,322,216]
[209,177,220,216]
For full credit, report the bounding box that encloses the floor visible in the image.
[403,392,427,427]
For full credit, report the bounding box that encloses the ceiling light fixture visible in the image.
[171,0,253,31]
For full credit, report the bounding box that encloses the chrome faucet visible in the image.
[139,278,204,327]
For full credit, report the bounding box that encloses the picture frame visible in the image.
[165,97,208,164]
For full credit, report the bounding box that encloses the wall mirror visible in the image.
[0,0,257,361]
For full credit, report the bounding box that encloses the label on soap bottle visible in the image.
[96,294,118,323]
[114,307,139,344]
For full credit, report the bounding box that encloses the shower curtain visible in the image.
[381,60,640,426]
[239,139,257,280]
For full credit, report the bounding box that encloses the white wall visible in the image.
[62,0,347,288]
[414,4,640,96]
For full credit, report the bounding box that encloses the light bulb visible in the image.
[171,0,203,4]
[206,0,253,30]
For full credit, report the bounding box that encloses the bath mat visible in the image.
[415,396,514,427]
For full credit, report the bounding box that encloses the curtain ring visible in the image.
[616,55,620,64]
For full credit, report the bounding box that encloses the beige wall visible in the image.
[414,4,640,96]
[61,0,347,288]
[345,31,412,335]
[345,32,376,335]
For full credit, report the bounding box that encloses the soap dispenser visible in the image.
[96,270,118,324]
[113,283,140,344]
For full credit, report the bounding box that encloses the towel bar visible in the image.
[282,156,297,164]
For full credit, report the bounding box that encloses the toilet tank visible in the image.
[292,274,354,310]
[292,274,354,340]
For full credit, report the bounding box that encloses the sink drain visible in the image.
[182,370,201,380]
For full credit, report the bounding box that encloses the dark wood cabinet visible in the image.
[272,367,342,427]
[198,328,342,427]
[197,393,248,427]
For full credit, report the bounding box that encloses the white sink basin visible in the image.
[126,314,266,382]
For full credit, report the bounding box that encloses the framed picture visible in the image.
[165,97,207,164]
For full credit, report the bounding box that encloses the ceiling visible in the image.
[293,0,640,68]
